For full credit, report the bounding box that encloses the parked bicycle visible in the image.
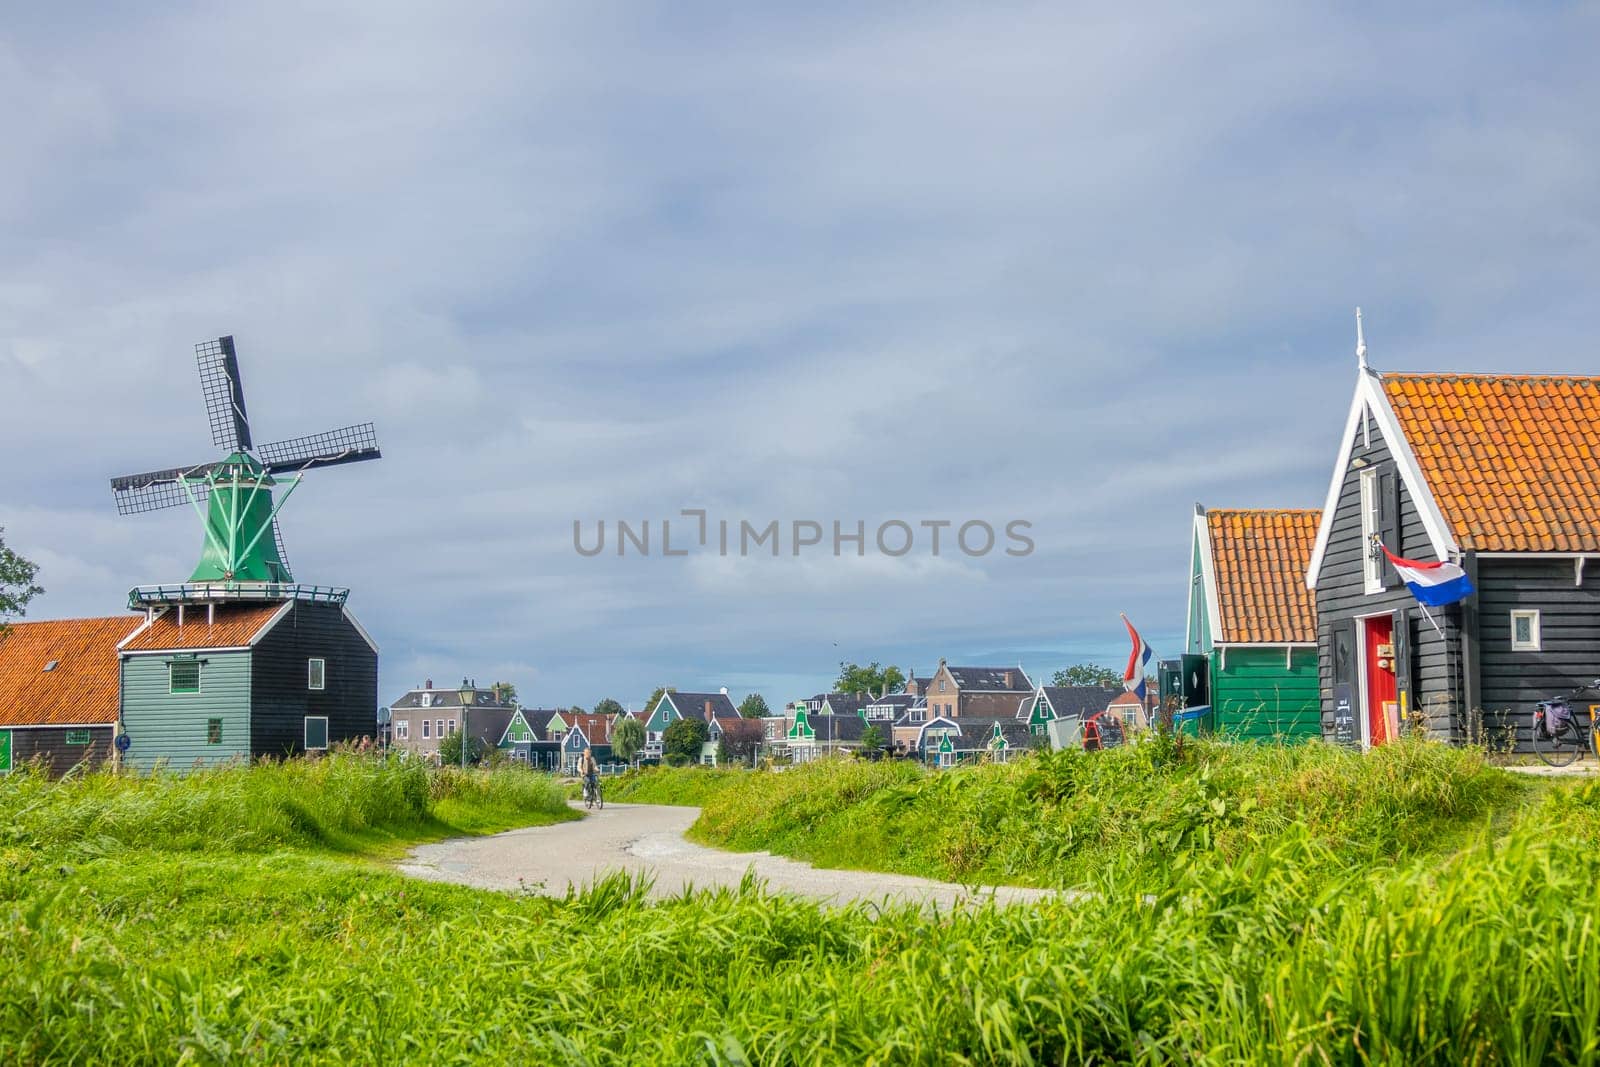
[1531,681,1600,768]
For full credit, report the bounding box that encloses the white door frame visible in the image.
[1354,609,1394,751]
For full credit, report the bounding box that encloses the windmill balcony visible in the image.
[128,582,350,609]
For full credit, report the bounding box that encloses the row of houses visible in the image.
[1183,345,1600,751]
[381,661,1151,772]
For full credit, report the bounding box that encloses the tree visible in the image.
[717,718,764,765]
[0,529,43,624]
[438,730,487,766]
[859,724,884,757]
[490,681,517,704]
[738,693,770,719]
[611,715,645,763]
[662,717,708,765]
[641,687,667,722]
[1051,663,1121,688]
[568,705,587,717]
[835,662,905,699]
[593,697,625,718]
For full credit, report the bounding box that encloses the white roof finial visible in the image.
[1355,306,1368,370]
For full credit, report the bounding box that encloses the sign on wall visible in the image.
[1332,684,1356,748]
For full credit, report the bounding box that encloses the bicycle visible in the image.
[582,774,604,810]
[1531,680,1600,768]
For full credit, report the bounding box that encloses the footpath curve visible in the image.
[399,802,1057,908]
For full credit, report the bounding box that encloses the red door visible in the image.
[1364,616,1396,746]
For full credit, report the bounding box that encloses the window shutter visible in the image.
[1391,608,1414,713]
[1378,465,1402,587]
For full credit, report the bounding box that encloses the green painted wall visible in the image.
[1210,646,1319,741]
[121,650,253,772]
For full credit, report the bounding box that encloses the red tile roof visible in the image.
[1207,508,1319,644]
[1383,374,1600,552]
[0,616,141,725]
[120,603,286,652]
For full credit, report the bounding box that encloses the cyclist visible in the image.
[578,746,601,805]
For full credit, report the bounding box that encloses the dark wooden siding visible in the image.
[249,602,378,759]
[1475,557,1600,749]
[5,725,113,778]
[1314,404,1464,741]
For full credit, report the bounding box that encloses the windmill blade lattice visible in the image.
[110,463,219,514]
[258,423,381,473]
[196,336,253,451]
[271,518,291,576]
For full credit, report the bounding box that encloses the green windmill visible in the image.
[110,336,381,594]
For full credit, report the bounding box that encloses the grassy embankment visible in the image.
[605,737,1540,888]
[4,744,1600,1062]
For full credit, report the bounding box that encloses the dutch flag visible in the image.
[1380,545,1475,607]
[1121,614,1153,701]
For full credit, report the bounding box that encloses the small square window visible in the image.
[307,658,326,691]
[304,716,329,751]
[169,660,200,694]
[206,719,223,745]
[1511,610,1542,651]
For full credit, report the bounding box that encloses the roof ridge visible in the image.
[1383,371,1600,382]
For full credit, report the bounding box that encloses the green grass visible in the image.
[3,747,1600,1062]
[610,738,1532,890]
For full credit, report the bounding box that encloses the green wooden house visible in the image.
[1187,505,1320,740]
[117,599,378,772]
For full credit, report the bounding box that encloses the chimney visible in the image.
[704,699,714,722]
[425,679,433,690]
[1003,670,1014,688]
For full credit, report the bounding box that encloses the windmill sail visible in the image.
[258,423,381,473]
[196,336,253,451]
[110,462,219,514]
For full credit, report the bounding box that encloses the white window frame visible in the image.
[448,718,457,736]
[436,719,445,739]
[1511,609,1542,651]
[396,720,409,740]
[1360,468,1383,594]
[422,719,431,739]
[307,658,326,691]
[304,716,330,751]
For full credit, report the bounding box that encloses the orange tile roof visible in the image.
[0,615,141,725]
[1383,374,1600,552]
[1207,508,1319,644]
[120,602,286,652]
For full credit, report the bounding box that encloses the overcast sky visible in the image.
[3,3,1598,712]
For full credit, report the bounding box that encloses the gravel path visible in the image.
[398,802,1059,908]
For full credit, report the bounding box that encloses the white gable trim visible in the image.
[1306,371,1457,589]
[245,601,299,647]
[1192,509,1223,647]
[341,607,380,655]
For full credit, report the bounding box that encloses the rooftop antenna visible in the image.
[1355,307,1369,371]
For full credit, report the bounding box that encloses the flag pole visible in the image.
[1418,601,1443,638]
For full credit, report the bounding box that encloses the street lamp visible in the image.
[458,680,475,769]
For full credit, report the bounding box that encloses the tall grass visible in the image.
[2,795,1598,1063]
[0,754,571,862]
[624,737,1528,889]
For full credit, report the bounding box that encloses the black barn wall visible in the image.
[249,602,377,758]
